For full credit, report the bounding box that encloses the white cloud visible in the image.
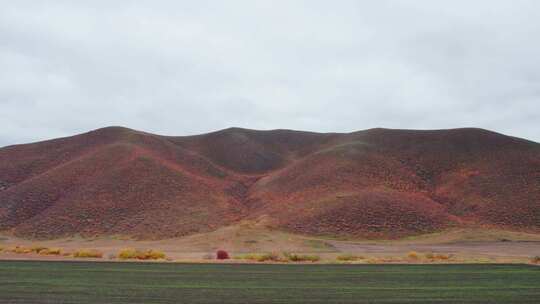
[0,0,539,146]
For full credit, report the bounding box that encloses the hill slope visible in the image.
[0,126,538,239]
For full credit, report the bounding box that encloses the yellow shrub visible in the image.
[236,252,321,263]
[234,253,261,261]
[118,248,166,260]
[407,251,419,260]
[39,248,62,255]
[144,250,165,260]
[337,254,364,261]
[73,249,103,258]
[424,252,450,261]
[11,246,31,254]
[434,253,450,260]
[257,252,281,262]
[239,253,269,262]
[284,252,320,262]
[367,258,382,264]
[235,253,284,262]
[30,246,48,254]
[118,248,138,260]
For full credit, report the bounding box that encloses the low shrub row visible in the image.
[334,252,456,263]
[406,251,452,261]
[233,252,320,263]
[73,249,103,258]
[12,246,32,254]
[38,248,62,255]
[336,254,364,261]
[235,252,282,262]
[0,245,167,260]
[284,252,320,262]
[424,252,451,260]
[117,248,166,260]
[3,245,63,255]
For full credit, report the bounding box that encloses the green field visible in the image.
[0,261,539,303]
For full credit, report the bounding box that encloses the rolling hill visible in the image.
[0,126,538,239]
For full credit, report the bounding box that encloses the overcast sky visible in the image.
[1,1,539,147]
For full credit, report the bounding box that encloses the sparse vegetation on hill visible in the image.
[0,126,538,240]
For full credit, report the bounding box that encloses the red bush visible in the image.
[216,250,229,260]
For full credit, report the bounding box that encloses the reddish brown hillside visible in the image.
[0,126,538,239]
[169,128,338,174]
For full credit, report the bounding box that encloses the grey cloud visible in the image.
[0,0,539,147]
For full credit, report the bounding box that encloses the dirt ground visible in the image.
[1,224,539,263]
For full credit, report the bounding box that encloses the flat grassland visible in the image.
[0,261,538,303]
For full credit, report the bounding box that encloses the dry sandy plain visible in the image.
[1,222,539,264]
